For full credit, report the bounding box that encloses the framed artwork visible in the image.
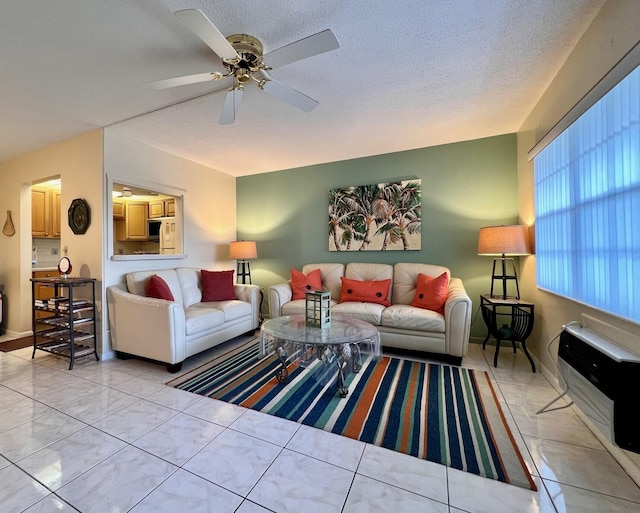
[329,179,421,251]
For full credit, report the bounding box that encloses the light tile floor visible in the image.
[1,335,640,513]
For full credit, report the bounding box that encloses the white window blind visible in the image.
[534,64,640,323]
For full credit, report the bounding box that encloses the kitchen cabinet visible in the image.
[148,200,164,218]
[32,187,61,238]
[148,198,175,218]
[33,270,57,319]
[164,198,176,217]
[31,276,98,370]
[51,191,61,237]
[113,200,125,219]
[31,188,49,237]
[115,201,148,241]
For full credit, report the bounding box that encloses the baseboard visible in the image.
[0,329,32,340]
[574,406,640,487]
[469,335,486,345]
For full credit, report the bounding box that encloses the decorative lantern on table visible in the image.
[305,291,331,328]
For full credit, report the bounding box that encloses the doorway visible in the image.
[31,177,62,269]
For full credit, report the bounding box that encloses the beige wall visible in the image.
[0,129,104,337]
[517,0,640,471]
[102,129,238,357]
[0,128,238,358]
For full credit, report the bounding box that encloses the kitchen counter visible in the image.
[32,266,58,272]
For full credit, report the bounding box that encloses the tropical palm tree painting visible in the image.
[329,179,421,251]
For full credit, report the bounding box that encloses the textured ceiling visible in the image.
[1,0,606,177]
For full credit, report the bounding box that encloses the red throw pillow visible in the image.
[410,272,449,314]
[339,277,391,306]
[201,270,236,301]
[145,274,174,301]
[290,268,323,300]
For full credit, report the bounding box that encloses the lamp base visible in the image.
[236,260,252,284]
[490,256,520,300]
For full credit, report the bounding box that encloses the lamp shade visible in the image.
[229,240,257,260]
[478,225,531,256]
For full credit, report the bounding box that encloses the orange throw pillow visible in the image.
[290,268,323,300]
[145,274,175,301]
[411,272,449,314]
[339,277,391,306]
[201,270,236,301]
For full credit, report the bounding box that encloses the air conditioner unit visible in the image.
[558,324,640,453]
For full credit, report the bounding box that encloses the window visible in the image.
[534,64,640,323]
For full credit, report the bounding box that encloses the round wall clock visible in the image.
[57,256,72,277]
[68,198,91,234]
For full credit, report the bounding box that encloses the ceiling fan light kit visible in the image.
[146,9,339,124]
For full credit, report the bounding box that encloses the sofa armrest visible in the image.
[234,284,260,329]
[443,278,472,358]
[106,284,186,364]
[268,281,292,319]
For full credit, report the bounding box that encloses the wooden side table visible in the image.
[480,294,535,372]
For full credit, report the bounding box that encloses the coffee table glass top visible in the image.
[260,314,381,355]
[260,314,381,397]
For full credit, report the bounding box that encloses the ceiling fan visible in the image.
[145,9,340,124]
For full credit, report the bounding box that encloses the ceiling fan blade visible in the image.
[144,72,223,91]
[263,29,339,69]
[261,76,319,112]
[175,9,239,61]
[219,88,243,125]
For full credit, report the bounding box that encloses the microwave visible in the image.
[148,220,161,241]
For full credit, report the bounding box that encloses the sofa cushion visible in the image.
[345,263,393,302]
[301,263,345,300]
[126,269,184,306]
[410,272,449,314]
[191,300,251,322]
[176,268,203,308]
[201,270,236,301]
[381,304,445,332]
[145,274,175,301]
[332,302,385,325]
[392,263,451,305]
[290,268,323,299]
[339,277,391,306]
[184,306,225,335]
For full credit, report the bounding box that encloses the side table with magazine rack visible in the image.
[30,276,99,370]
[480,294,535,372]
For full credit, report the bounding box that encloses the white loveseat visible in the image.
[107,268,260,372]
[268,262,471,364]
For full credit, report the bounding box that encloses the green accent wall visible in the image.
[237,134,519,340]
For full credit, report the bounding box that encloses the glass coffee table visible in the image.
[260,314,381,397]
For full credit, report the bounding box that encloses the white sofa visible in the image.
[107,268,260,372]
[268,262,471,364]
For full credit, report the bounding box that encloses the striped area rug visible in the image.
[168,339,536,491]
